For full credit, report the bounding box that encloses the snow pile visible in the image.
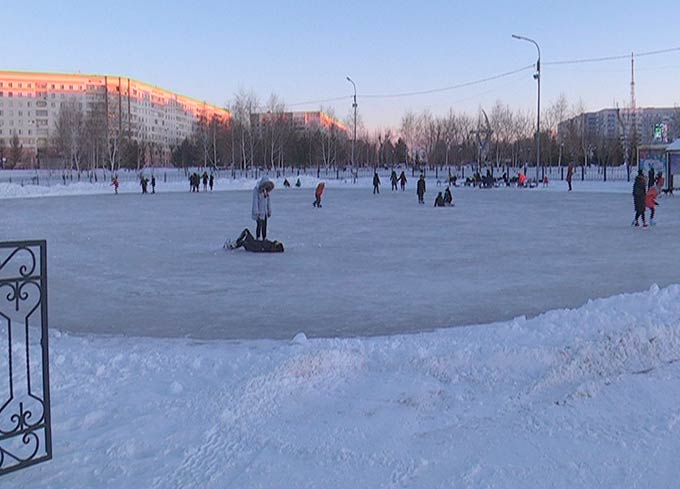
[5,284,680,487]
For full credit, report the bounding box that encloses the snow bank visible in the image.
[5,284,680,487]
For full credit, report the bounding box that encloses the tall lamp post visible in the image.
[512,34,541,181]
[346,76,357,181]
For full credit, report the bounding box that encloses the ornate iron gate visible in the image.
[0,240,52,475]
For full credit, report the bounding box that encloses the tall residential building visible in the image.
[0,70,230,166]
[558,107,680,145]
[250,111,348,133]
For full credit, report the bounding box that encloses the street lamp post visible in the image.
[346,76,357,182]
[512,34,541,182]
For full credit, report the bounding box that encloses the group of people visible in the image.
[433,187,454,207]
[189,172,214,192]
[633,168,665,227]
[139,175,156,194]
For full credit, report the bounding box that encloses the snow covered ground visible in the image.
[3,284,680,488]
[2,181,678,339]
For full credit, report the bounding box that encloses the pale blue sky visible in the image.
[4,0,679,129]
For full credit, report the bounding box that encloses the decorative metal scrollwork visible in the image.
[0,241,52,476]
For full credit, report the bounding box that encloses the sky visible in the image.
[3,0,679,131]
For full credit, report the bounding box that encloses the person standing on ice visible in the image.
[443,186,453,206]
[373,172,381,194]
[151,175,156,194]
[648,167,655,191]
[416,174,426,204]
[209,174,214,191]
[399,171,407,191]
[252,177,273,240]
[390,170,398,191]
[632,169,648,227]
[566,164,574,191]
[313,181,325,207]
[645,183,659,226]
[111,176,119,194]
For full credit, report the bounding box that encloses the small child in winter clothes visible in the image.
[645,185,659,225]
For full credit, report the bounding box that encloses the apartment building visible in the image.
[250,111,348,133]
[0,70,230,165]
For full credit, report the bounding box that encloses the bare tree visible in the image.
[54,100,86,171]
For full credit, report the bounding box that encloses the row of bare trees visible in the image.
[19,87,680,172]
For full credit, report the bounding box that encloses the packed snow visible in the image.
[3,284,680,488]
[2,179,678,339]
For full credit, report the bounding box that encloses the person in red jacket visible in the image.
[111,176,119,194]
[313,182,325,207]
[645,184,659,226]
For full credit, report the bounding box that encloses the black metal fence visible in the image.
[0,240,52,476]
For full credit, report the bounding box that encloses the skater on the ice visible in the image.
[566,164,574,191]
[202,172,209,192]
[390,170,398,191]
[111,176,119,194]
[209,174,214,191]
[417,174,426,204]
[655,171,664,192]
[283,178,291,188]
[140,176,148,194]
[443,186,453,206]
[313,181,325,207]
[252,177,273,240]
[295,178,301,187]
[373,172,381,194]
[632,169,648,227]
[399,171,407,191]
[225,228,284,253]
[517,171,527,188]
[542,175,549,187]
[434,192,445,207]
[648,166,655,191]
[151,175,156,194]
[646,183,660,226]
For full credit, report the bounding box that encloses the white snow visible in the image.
[3,284,680,488]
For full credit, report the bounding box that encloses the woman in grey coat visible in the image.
[252,177,274,239]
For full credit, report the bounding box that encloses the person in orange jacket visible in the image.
[313,181,325,207]
[517,171,527,187]
[645,184,659,225]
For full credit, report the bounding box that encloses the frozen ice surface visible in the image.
[3,182,677,339]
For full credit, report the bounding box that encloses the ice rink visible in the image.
[4,183,679,339]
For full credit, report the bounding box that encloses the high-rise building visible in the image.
[0,70,230,167]
[250,111,348,133]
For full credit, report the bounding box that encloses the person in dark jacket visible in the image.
[648,167,655,191]
[632,169,648,227]
[373,172,381,194]
[566,164,574,191]
[390,170,398,191]
[209,174,214,191]
[434,192,445,207]
[225,228,284,253]
[202,172,209,191]
[443,187,453,206]
[399,171,407,191]
[416,174,426,204]
[151,176,156,194]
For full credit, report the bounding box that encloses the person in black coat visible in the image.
[209,174,214,191]
[434,192,445,207]
[226,228,284,252]
[151,176,156,194]
[373,172,381,194]
[443,187,453,206]
[399,171,407,191]
[632,169,648,227]
[390,170,398,191]
[648,167,655,191]
[416,174,426,204]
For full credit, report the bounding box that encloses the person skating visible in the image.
[655,171,664,193]
[566,164,574,191]
[373,172,381,194]
[295,178,301,187]
[390,170,398,191]
[111,176,119,195]
[645,183,660,226]
[209,174,214,191]
[648,167,655,191]
[151,175,156,194]
[632,169,648,227]
[443,187,453,206]
[140,176,148,194]
[416,174,426,204]
[252,177,273,240]
[313,181,325,207]
[202,172,209,192]
[283,178,291,188]
[434,192,445,207]
[399,171,407,191]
